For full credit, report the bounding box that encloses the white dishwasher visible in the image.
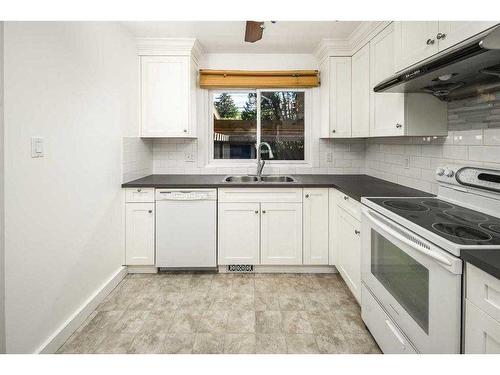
[155,189,217,269]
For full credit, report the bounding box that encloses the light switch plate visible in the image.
[404,156,410,169]
[31,137,44,158]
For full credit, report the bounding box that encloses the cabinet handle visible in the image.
[137,188,142,192]
[355,230,360,235]
[426,38,435,45]
[254,210,259,214]
[148,210,153,214]
[396,123,403,128]
[343,196,349,200]
[305,194,310,198]
[436,32,446,40]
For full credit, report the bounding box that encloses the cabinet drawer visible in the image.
[362,284,417,354]
[465,299,500,354]
[218,188,303,203]
[125,188,155,203]
[337,192,361,221]
[467,263,500,324]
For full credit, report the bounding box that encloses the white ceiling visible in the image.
[122,21,363,53]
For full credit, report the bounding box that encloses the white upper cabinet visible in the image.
[394,21,498,72]
[394,21,439,72]
[141,56,190,137]
[437,21,498,51]
[370,24,448,137]
[139,39,201,138]
[303,189,329,265]
[351,43,370,138]
[370,23,405,137]
[320,57,352,138]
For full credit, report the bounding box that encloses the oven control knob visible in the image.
[444,169,454,177]
[436,168,445,176]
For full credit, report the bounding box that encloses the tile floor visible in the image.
[57,273,381,354]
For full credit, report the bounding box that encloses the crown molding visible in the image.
[314,21,392,61]
[136,38,204,62]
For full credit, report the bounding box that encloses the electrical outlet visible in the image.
[184,152,195,162]
[326,152,333,163]
[404,156,410,169]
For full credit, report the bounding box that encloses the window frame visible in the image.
[207,88,311,167]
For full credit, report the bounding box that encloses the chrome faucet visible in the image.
[256,142,274,176]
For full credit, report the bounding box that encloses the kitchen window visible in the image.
[210,89,306,163]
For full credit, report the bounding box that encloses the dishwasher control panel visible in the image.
[156,189,217,201]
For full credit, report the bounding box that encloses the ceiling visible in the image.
[122,21,363,53]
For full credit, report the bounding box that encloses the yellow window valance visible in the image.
[199,69,320,89]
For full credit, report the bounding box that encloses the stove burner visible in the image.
[479,223,500,235]
[421,200,454,210]
[443,209,488,223]
[383,200,430,212]
[432,222,492,241]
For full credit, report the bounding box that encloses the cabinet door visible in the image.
[141,56,189,137]
[261,203,303,265]
[351,43,370,137]
[125,203,155,265]
[329,57,352,138]
[394,21,439,72]
[370,24,405,137]
[465,299,500,354]
[218,203,260,265]
[437,21,498,51]
[303,189,329,265]
[336,207,361,302]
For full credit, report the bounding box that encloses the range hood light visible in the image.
[438,74,454,81]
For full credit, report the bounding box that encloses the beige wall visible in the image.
[4,22,139,353]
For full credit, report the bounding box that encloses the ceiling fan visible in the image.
[244,21,276,43]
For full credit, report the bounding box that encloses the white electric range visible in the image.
[360,165,500,354]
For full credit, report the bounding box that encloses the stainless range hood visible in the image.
[374,25,500,101]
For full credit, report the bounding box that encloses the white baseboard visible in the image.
[218,265,338,274]
[37,266,128,354]
[128,265,158,274]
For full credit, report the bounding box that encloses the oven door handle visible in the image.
[365,209,453,267]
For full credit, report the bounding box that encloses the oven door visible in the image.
[361,206,463,353]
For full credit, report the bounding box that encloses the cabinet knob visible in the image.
[355,230,360,235]
[254,210,259,214]
[305,194,310,198]
[332,129,336,133]
[436,33,446,40]
[396,123,403,128]
[148,210,153,214]
[137,188,142,192]
[262,210,266,214]
[183,129,187,133]
[343,196,349,200]
[426,38,435,45]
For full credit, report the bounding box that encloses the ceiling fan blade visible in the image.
[245,21,264,43]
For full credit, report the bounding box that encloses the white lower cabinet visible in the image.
[465,299,500,354]
[336,204,362,302]
[125,203,155,265]
[303,189,329,265]
[261,202,303,265]
[218,203,260,265]
[465,263,500,353]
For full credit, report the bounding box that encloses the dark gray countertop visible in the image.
[461,249,500,280]
[122,174,433,202]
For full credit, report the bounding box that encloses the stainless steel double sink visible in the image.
[223,175,298,183]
